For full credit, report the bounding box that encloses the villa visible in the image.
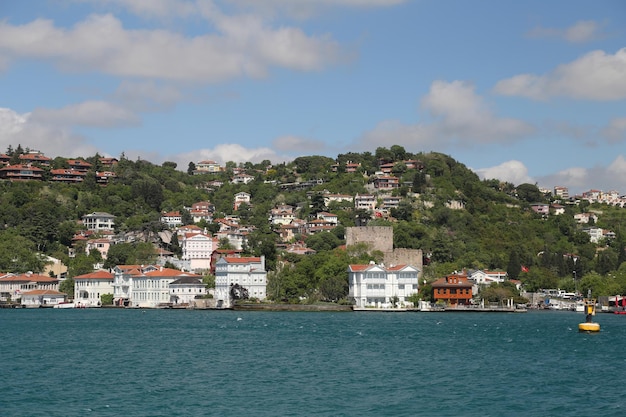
[348,263,420,309]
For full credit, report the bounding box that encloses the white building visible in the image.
[348,263,419,309]
[169,275,206,305]
[161,211,183,228]
[130,267,202,308]
[112,264,158,306]
[469,270,507,285]
[194,160,222,174]
[215,256,267,308]
[74,270,115,307]
[269,205,296,225]
[354,194,376,211]
[233,192,251,210]
[583,227,605,243]
[21,289,66,307]
[0,273,59,302]
[181,232,218,272]
[82,212,115,232]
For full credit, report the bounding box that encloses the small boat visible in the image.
[53,302,75,309]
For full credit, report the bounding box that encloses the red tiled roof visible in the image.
[0,273,58,283]
[74,270,114,280]
[144,268,201,278]
[21,289,65,296]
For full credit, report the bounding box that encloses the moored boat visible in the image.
[53,302,75,309]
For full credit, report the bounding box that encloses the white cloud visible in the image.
[0,12,344,82]
[473,160,533,186]
[526,20,607,43]
[31,101,139,128]
[493,48,626,101]
[536,156,626,195]
[171,143,291,167]
[0,108,100,158]
[356,80,534,151]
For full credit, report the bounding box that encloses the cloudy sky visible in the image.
[1,0,625,194]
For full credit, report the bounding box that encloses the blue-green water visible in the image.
[1,309,625,417]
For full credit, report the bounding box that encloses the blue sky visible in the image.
[1,0,625,194]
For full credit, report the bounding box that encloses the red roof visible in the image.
[144,268,201,278]
[21,289,65,296]
[74,270,114,280]
[0,273,58,283]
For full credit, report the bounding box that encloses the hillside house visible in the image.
[0,164,44,181]
[82,212,115,232]
[270,205,296,225]
[161,211,183,228]
[181,232,218,272]
[50,168,86,183]
[67,159,92,172]
[233,192,251,210]
[194,160,222,174]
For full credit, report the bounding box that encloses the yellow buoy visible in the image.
[579,292,600,332]
[578,322,600,332]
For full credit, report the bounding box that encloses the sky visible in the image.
[0,0,625,195]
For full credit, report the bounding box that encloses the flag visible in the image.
[521,265,529,273]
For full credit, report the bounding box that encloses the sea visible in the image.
[1,308,625,417]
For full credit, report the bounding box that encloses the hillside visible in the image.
[1,145,626,301]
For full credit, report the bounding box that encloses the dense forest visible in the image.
[2,144,626,303]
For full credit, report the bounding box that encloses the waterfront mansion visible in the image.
[348,263,420,309]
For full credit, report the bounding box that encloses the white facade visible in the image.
[130,267,202,308]
[583,227,605,243]
[74,270,114,307]
[82,212,115,232]
[469,270,507,285]
[0,273,59,302]
[169,276,206,305]
[112,265,158,306]
[233,192,251,210]
[348,263,419,309]
[269,205,296,225]
[195,160,222,174]
[215,256,267,308]
[21,290,66,307]
[161,211,183,228]
[181,232,217,272]
[354,194,376,211]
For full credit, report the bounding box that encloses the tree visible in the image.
[306,232,341,252]
[59,277,74,297]
[0,230,46,273]
[506,250,521,280]
[101,293,114,305]
[516,183,544,203]
[187,161,196,175]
